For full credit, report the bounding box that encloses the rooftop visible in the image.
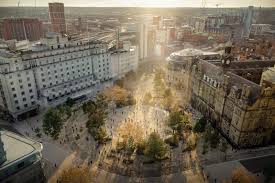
[167,48,219,62]
[0,49,16,58]
[204,155,275,183]
[0,130,42,169]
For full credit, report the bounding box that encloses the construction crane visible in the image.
[16,1,20,17]
[216,3,223,15]
[201,0,207,15]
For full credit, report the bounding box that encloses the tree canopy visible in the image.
[223,167,258,183]
[43,108,63,139]
[168,111,189,135]
[102,85,135,107]
[144,132,168,160]
[85,94,109,143]
[193,116,207,133]
[59,165,91,183]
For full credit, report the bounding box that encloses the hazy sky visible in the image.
[0,0,275,7]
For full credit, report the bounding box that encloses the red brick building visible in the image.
[48,2,66,34]
[0,18,43,41]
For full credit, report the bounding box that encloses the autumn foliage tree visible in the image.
[223,167,259,183]
[59,165,91,183]
[85,94,109,143]
[117,121,145,146]
[102,85,136,107]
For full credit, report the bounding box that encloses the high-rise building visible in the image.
[243,6,254,38]
[48,2,66,34]
[0,18,43,41]
[111,42,138,79]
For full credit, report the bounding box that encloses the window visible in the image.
[10,82,14,85]
[13,94,17,98]
[28,83,31,87]
[19,79,22,83]
[27,77,30,81]
[29,89,33,93]
[31,101,35,105]
[21,92,25,95]
[30,95,34,99]
[12,88,15,91]
[22,97,26,101]
[16,106,20,110]
[24,104,28,108]
[15,100,18,104]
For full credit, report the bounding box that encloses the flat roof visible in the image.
[0,130,42,168]
[172,48,219,57]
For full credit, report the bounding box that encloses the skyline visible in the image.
[0,0,275,7]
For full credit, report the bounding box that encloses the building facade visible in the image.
[167,49,275,148]
[0,18,43,41]
[48,2,66,34]
[0,33,112,120]
[111,45,138,79]
[250,24,272,36]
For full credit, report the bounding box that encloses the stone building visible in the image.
[167,49,275,147]
[0,33,112,120]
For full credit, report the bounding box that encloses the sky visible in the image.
[0,0,275,7]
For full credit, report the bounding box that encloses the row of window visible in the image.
[16,101,36,110]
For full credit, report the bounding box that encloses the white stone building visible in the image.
[250,24,272,36]
[0,33,112,120]
[111,43,138,79]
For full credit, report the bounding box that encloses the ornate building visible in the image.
[167,48,275,147]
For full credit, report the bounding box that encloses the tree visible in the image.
[225,167,258,183]
[59,165,91,183]
[209,130,221,148]
[86,94,108,143]
[117,121,144,146]
[143,92,152,104]
[95,94,108,110]
[126,136,135,154]
[168,111,183,133]
[102,85,135,107]
[43,108,63,139]
[163,88,172,98]
[193,116,207,133]
[65,97,75,108]
[144,132,168,160]
[168,111,189,136]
